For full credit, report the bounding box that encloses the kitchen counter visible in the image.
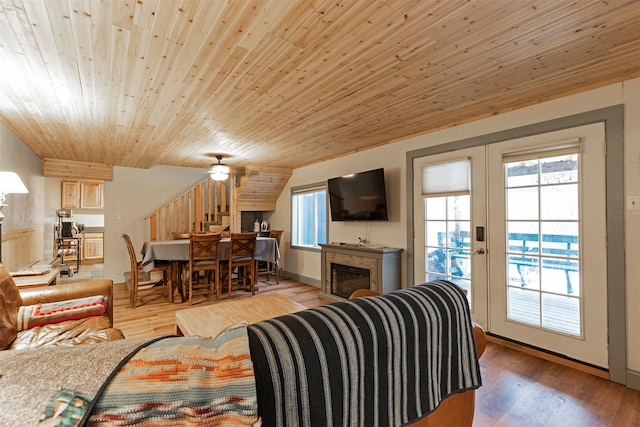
[82,227,104,233]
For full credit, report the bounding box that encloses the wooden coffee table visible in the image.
[175,294,307,337]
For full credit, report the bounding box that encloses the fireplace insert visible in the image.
[331,263,371,299]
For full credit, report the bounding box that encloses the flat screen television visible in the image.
[327,168,389,221]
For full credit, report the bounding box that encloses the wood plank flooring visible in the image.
[100,269,640,426]
[112,274,328,338]
[474,340,640,426]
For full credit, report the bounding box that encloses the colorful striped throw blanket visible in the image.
[247,280,482,426]
[82,322,260,426]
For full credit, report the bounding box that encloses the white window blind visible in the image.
[421,159,470,196]
[501,138,581,163]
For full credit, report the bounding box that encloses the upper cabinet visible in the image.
[81,181,104,209]
[61,181,81,209]
[62,180,104,210]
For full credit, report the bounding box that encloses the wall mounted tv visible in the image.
[327,168,389,221]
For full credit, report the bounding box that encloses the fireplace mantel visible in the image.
[319,243,402,302]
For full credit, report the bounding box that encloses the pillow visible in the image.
[16,295,106,331]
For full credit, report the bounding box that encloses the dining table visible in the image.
[140,237,279,303]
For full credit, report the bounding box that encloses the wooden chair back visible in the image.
[189,233,221,262]
[226,232,258,297]
[263,230,284,284]
[185,233,221,304]
[121,233,169,308]
[269,229,283,246]
[172,231,191,239]
[229,232,258,259]
[122,233,139,286]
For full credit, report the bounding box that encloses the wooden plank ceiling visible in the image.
[0,0,638,173]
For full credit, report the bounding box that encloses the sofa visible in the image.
[0,265,124,351]
[0,280,484,426]
[348,288,486,427]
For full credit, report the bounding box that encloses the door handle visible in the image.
[470,248,485,255]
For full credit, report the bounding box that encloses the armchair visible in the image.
[0,265,124,351]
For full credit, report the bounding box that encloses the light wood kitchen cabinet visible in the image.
[82,232,104,260]
[81,181,104,209]
[61,181,81,209]
[61,180,104,210]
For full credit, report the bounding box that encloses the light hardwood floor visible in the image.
[112,273,328,338]
[80,265,640,426]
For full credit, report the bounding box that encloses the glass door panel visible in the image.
[425,195,471,295]
[504,153,581,336]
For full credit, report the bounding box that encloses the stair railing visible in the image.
[144,177,228,241]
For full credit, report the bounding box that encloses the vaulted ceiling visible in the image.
[0,0,638,172]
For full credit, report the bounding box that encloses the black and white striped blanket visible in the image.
[247,280,482,426]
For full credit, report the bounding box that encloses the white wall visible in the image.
[43,178,61,261]
[270,77,640,373]
[0,122,44,266]
[73,212,105,228]
[103,165,208,282]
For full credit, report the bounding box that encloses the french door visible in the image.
[413,146,488,325]
[413,123,608,367]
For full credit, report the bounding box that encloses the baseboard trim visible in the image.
[486,334,609,380]
[280,270,321,287]
[627,370,640,390]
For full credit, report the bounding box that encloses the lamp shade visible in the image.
[209,164,230,181]
[0,171,28,225]
[208,155,230,181]
[0,171,28,195]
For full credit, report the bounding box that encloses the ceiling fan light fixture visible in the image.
[209,155,230,181]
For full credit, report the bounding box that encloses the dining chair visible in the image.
[257,230,283,284]
[183,233,222,304]
[225,232,258,297]
[266,230,283,284]
[172,231,191,239]
[121,233,170,308]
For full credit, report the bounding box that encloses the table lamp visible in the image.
[0,171,29,264]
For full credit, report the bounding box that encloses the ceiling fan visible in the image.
[208,155,231,181]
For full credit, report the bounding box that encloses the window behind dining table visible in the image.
[291,184,327,249]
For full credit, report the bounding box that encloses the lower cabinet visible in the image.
[82,232,104,261]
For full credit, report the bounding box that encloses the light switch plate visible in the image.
[627,195,640,211]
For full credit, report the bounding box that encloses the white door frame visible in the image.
[405,105,626,384]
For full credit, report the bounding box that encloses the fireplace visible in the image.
[319,243,402,302]
[331,263,371,299]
